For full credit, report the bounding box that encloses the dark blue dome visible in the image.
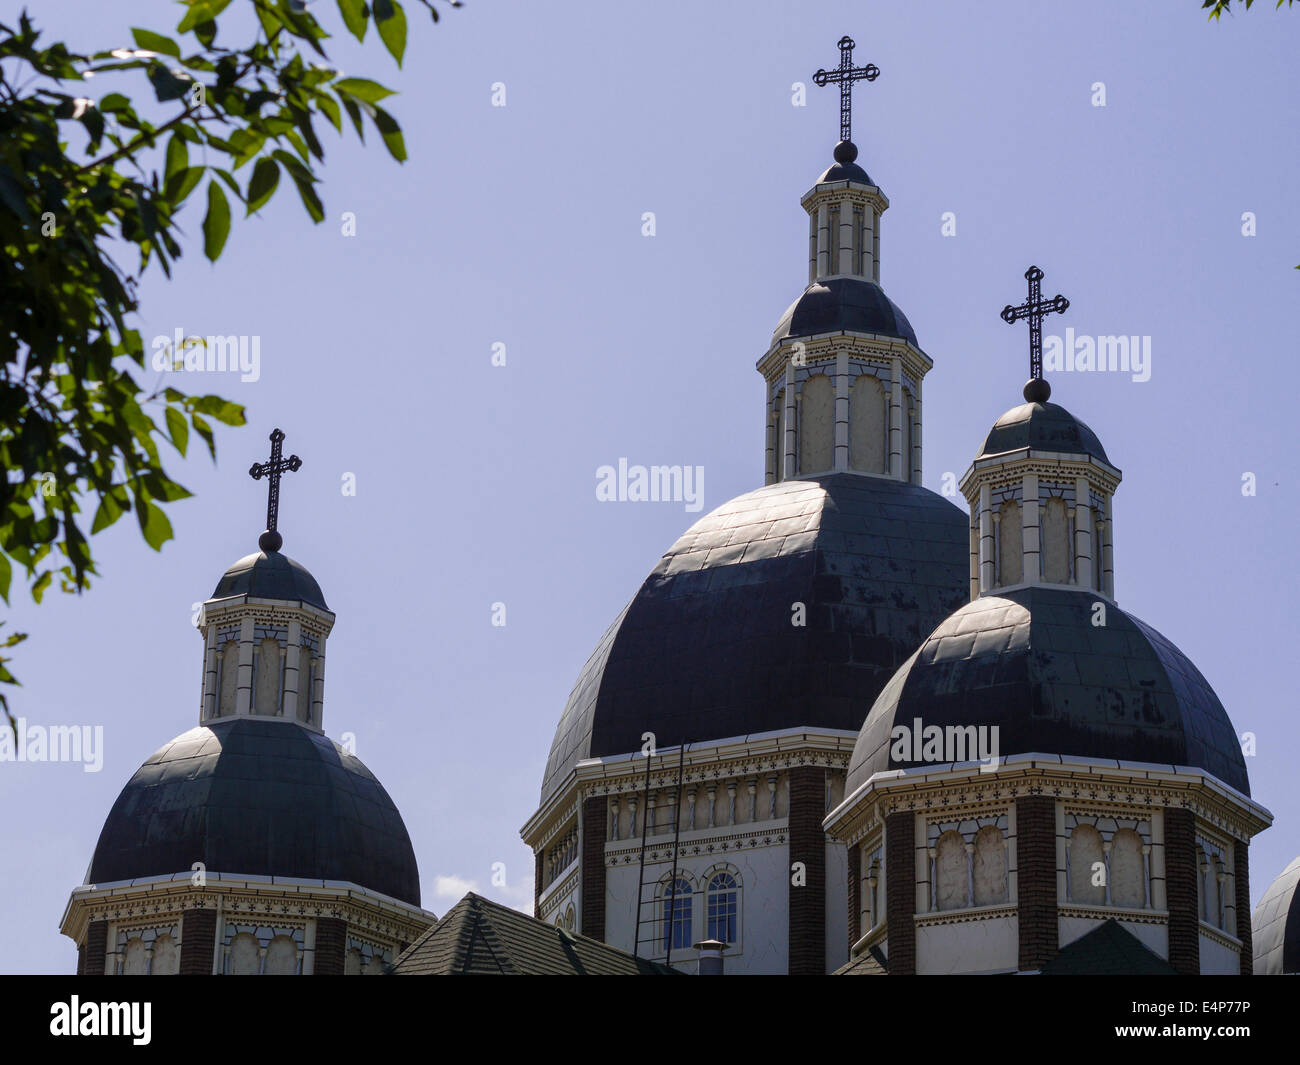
[1253,856,1300,975]
[816,161,874,185]
[772,278,918,347]
[978,400,1110,465]
[88,717,420,906]
[212,549,328,611]
[846,585,1249,796]
[541,473,970,803]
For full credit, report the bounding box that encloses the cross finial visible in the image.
[1000,266,1069,402]
[813,35,879,154]
[248,427,302,553]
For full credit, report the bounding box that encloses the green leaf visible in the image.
[31,571,52,605]
[131,27,182,58]
[147,63,191,102]
[165,132,189,179]
[165,407,190,457]
[334,77,395,104]
[97,92,132,112]
[164,165,206,205]
[0,553,10,605]
[178,0,235,34]
[370,105,406,162]
[192,413,217,460]
[246,157,280,214]
[137,498,174,551]
[202,180,231,260]
[90,491,127,535]
[373,0,407,66]
[338,0,369,41]
[191,396,246,425]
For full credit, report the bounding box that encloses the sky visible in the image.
[1,0,1297,974]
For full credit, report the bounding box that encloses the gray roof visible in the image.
[541,474,969,804]
[88,717,420,906]
[771,278,919,348]
[816,160,874,185]
[390,893,679,975]
[1040,920,1177,975]
[211,549,328,610]
[846,585,1250,796]
[978,400,1109,464]
[1252,855,1300,975]
[833,944,889,975]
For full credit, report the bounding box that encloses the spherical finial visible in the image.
[833,140,858,164]
[1023,377,1051,404]
[258,529,283,553]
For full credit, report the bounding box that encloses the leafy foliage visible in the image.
[0,0,457,728]
[1203,0,1295,19]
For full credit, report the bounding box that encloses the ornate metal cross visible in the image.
[248,428,301,550]
[813,35,879,144]
[1000,266,1069,381]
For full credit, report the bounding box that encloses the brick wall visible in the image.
[80,920,107,976]
[1164,807,1200,975]
[314,916,347,975]
[1016,795,1058,971]
[846,842,860,951]
[884,810,915,975]
[1235,839,1252,975]
[580,795,607,941]
[788,766,826,974]
[179,908,217,975]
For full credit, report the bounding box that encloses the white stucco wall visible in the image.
[1199,932,1240,975]
[916,914,1018,974]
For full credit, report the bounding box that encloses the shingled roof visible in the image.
[390,893,681,975]
[1039,920,1177,975]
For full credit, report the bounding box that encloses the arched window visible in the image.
[227,932,260,975]
[344,947,364,975]
[151,934,179,975]
[1110,829,1145,908]
[217,641,239,717]
[297,650,314,723]
[1042,497,1070,583]
[264,935,298,975]
[122,937,148,975]
[998,499,1023,586]
[799,373,834,474]
[661,876,693,952]
[850,375,886,474]
[253,637,280,715]
[972,826,1008,906]
[900,389,913,481]
[705,870,740,944]
[563,905,575,932]
[1069,824,1105,905]
[935,831,968,911]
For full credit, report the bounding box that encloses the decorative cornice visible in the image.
[826,756,1272,848]
[605,821,791,868]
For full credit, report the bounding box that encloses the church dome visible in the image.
[211,548,328,611]
[771,277,918,348]
[540,473,970,803]
[977,398,1109,465]
[88,717,420,906]
[844,585,1249,797]
[816,160,874,185]
[1252,856,1300,975]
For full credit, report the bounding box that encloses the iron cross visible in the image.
[1000,266,1069,381]
[813,35,879,144]
[248,428,301,539]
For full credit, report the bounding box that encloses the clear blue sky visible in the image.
[2,1,1296,973]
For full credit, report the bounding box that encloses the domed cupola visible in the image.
[824,272,1271,977]
[758,38,931,488]
[62,429,432,976]
[1253,856,1300,975]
